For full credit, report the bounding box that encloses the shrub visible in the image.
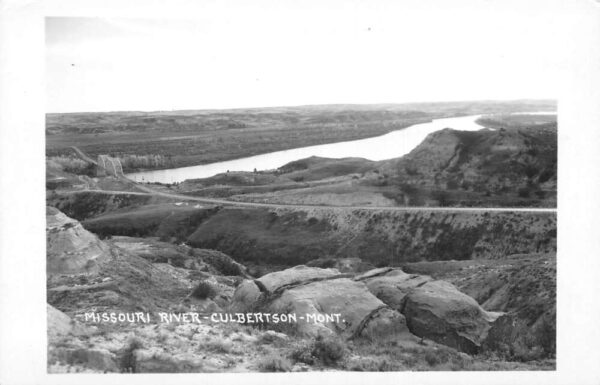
[258,355,292,372]
[191,280,216,300]
[119,337,143,373]
[290,344,317,365]
[200,339,233,354]
[313,335,345,363]
[291,335,347,367]
[518,186,532,198]
[431,190,451,206]
[424,349,441,366]
[348,358,393,371]
[446,179,459,190]
[203,252,244,276]
[524,164,539,179]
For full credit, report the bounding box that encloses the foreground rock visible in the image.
[403,280,503,354]
[46,206,112,274]
[356,267,503,353]
[356,268,433,311]
[47,304,92,338]
[230,266,411,339]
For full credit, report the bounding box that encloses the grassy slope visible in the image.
[64,193,556,269]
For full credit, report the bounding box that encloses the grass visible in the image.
[198,339,234,354]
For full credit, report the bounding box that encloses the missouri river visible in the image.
[126,112,554,184]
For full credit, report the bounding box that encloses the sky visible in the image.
[45,0,570,113]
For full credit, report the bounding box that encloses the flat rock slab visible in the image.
[257,265,341,293]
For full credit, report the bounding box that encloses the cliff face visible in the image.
[376,124,556,206]
[186,207,556,267]
[75,202,556,268]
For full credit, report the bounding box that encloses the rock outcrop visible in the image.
[47,304,92,338]
[46,208,191,313]
[230,266,411,339]
[46,206,112,274]
[356,267,503,353]
[232,266,504,353]
[356,267,433,311]
[402,280,503,354]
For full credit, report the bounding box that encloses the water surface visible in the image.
[127,112,554,183]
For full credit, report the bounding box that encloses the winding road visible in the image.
[69,147,557,213]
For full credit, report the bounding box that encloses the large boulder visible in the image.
[356,268,433,311]
[257,265,341,293]
[356,268,505,353]
[230,266,411,339]
[47,304,92,339]
[402,280,503,354]
[46,206,112,274]
[229,279,263,313]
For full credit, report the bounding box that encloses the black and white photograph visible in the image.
[1,0,600,383]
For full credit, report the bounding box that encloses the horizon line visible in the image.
[45,98,558,115]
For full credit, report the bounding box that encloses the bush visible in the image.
[312,335,346,365]
[119,337,143,373]
[203,252,244,276]
[446,179,459,190]
[258,355,292,372]
[431,190,451,206]
[483,315,555,361]
[191,280,216,300]
[290,335,347,367]
[348,358,393,371]
[200,339,233,354]
[518,187,532,198]
[424,349,441,366]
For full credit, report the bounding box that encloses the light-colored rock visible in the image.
[47,304,91,339]
[258,265,341,293]
[402,280,503,353]
[230,266,412,339]
[270,277,409,338]
[229,279,262,312]
[359,268,433,311]
[359,307,409,339]
[46,206,111,274]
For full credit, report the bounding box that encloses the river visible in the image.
[126,112,555,184]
